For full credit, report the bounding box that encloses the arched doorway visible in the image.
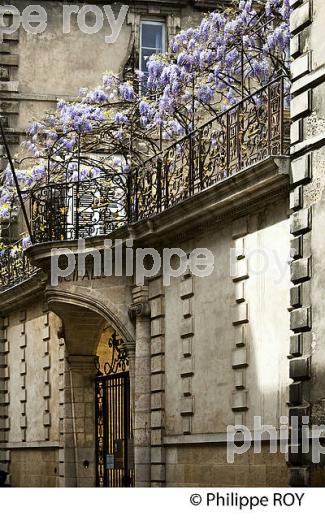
[45,288,135,487]
[95,327,134,487]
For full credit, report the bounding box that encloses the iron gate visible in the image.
[95,372,134,487]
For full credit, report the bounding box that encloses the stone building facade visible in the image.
[0,0,324,488]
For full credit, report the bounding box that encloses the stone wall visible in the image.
[289,0,325,486]
[165,445,288,487]
[0,301,61,486]
[142,195,291,486]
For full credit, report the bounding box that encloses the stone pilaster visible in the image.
[62,353,97,487]
[289,0,313,487]
[0,316,10,480]
[58,330,67,487]
[179,272,195,435]
[231,217,249,425]
[19,310,27,442]
[148,276,166,487]
[129,286,152,486]
[42,309,51,441]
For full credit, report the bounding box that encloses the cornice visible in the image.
[27,155,290,268]
[0,270,47,314]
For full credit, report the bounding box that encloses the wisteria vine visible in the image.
[0,0,290,250]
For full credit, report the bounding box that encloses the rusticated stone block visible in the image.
[180,318,194,338]
[290,120,303,146]
[151,374,164,392]
[289,467,310,486]
[151,392,164,411]
[289,382,302,404]
[151,447,165,464]
[151,318,164,338]
[0,65,9,80]
[290,285,301,308]
[232,390,248,411]
[290,34,301,59]
[289,405,310,425]
[151,337,165,355]
[151,354,164,374]
[0,81,19,92]
[291,52,310,81]
[290,1,311,34]
[232,258,248,282]
[18,335,26,348]
[232,348,248,368]
[180,357,194,377]
[180,277,193,299]
[180,396,194,416]
[235,282,245,303]
[290,357,311,380]
[291,236,303,260]
[291,90,312,120]
[234,237,245,259]
[232,303,248,325]
[43,411,51,426]
[42,355,51,370]
[151,410,163,429]
[290,307,311,332]
[182,416,192,434]
[151,429,164,446]
[43,384,51,398]
[182,337,192,357]
[20,416,27,429]
[0,417,10,430]
[0,101,19,115]
[234,369,245,389]
[0,43,10,53]
[181,377,191,396]
[291,155,312,186]
[151,297,164,318]
[291,257,311,284]
[151,464,165,482]
[232,217,248,239]
[182,298,192,318]
[290,334,302,357]
[0,54,18,66]
[42,325,50,340]
[235,325,246,347]
[290,209,311,236]
[19,389,27,402]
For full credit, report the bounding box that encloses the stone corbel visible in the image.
[128,302,151,321]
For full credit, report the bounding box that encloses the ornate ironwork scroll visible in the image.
[31,173,128,243]
[10,76,290,251]
[129,76,289,222]
[0,242,38,290]
[95,330,129,376]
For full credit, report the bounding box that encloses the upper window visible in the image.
[140,21,166,82]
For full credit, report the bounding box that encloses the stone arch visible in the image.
[45,288,134,356]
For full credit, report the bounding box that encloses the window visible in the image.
[140,21,166,83]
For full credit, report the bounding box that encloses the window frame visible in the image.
[139,19,167,76]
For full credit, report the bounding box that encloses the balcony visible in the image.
[0,240,38,291]
[1,77,289,290]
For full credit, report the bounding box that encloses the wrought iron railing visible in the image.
[1,77,289,289]
[29,77,289,243]
[0,240,38,290]
[129,76,289,221]
[30,173,128,243]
